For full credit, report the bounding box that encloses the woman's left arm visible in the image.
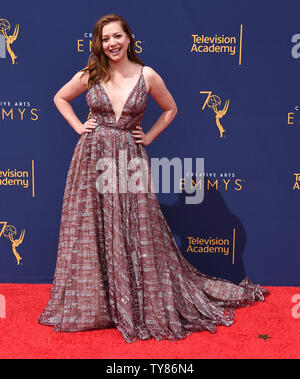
[132,66,178,146]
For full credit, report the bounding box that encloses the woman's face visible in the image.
[101,21,130,62]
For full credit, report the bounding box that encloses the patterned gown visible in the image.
[38,65,269,343]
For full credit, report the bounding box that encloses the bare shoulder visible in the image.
[54,67,89,101]
[71,67,89,90]
[142,66,164,83]
[141,65,177,112]
[142,66,167,95]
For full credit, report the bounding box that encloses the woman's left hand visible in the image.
[131,126,152,146]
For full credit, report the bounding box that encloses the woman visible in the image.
[38,14,269,343]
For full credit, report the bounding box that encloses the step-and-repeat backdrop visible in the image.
[1,0,299,285]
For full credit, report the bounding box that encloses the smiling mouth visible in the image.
[110,48,121,54]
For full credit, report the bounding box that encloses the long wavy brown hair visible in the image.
[81,14,144,89]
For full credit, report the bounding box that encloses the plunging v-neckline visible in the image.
[99,66,144,124]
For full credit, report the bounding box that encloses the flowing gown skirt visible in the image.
[38,67,269,342]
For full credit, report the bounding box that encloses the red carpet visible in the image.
[0,284,299,359]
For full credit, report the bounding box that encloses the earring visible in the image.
[128,44,131,52]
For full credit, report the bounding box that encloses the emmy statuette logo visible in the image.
[200,91,230,138]
[0,18,19,64]
[0,221,25,265]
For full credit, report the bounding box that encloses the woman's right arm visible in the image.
[53,70,97,135]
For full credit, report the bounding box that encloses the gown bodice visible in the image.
[85,66,148,133]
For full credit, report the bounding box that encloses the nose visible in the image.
[109,37,119,47]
